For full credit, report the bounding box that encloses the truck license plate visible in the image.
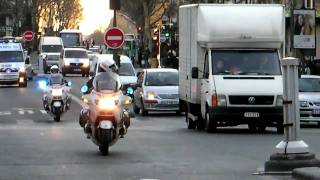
[162,101,178,105]
[312,109,320,115]
[244,112,259,118]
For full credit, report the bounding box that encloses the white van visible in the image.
[38,36,64,73]
[179,4,284,133]
[59,48,90,77]
[0,39,32,87]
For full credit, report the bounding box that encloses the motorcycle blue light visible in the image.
[38,80,47,90]
[127,87,134,95]
[67,81,72,86]
[81,85,89,93]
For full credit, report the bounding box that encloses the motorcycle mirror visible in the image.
[81,85,89,93]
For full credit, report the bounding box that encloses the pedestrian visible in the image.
[149,52,159,68]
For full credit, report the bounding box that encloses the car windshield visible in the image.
[145,71,178,86]
[49,75,64,85]
[299,78,320,92]
[212,50,281,75]
[119,63,135,76]
[0,51,24,62]
[65,50,88,59]
[42,45,62,53]
[47,55,59,61]
[60,33,80,47]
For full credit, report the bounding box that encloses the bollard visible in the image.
[264,57,320,172]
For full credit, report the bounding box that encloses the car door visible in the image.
[134,71,144,108]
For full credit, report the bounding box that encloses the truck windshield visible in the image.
[60,33,81,47]
[42,45,62,53]
[0,51,24,63]
[65,50,88,59]
[212,50,281,75]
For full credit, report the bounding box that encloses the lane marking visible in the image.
[70,94,87,108]
[40,110,47,114]
[17,119,35,125]
[18,110,24,115]
[0,111,12,116]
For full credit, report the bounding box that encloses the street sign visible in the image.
[104,27,124,49]
[22,31,34,41]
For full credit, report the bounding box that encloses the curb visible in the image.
[292,167,320,180]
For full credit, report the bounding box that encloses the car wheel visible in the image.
[185,104,196,130]
[317,122,320,128]
[248,123,258,133]
[257,124,267,133]
[205,110,217,133]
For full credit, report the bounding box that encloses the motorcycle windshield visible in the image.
[93,72,120,92]
[49,75,64,85]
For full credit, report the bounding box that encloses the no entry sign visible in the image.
[104,27,124,49]
[22,31,34,41]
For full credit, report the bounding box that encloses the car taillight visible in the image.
[212,95,218,107]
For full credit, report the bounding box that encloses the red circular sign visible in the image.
[104,27,124,49]
[22,31,34,41]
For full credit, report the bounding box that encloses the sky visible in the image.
[79,0,114,35]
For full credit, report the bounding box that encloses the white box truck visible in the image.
[179,4,285,133]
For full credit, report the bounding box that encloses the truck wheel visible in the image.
[205,110,216,133]
[185,105,196,130]
[276,120,284,134]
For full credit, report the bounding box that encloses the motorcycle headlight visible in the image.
[97,98,117,110]
[300,101,309,107]
[52,88,63,96]
[276,95,283,107]
[127,87,134,95]
[19,66,26,73]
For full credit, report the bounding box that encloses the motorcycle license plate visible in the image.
[53,101,62,107]
[74,68,81,72]
[312,109,320,115]
[244,112,259,118]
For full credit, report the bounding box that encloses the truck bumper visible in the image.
[210,106,283,126]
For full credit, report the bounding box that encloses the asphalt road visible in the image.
[0,62,319,179]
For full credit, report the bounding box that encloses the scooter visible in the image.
[79,84,131,155]
[40,80,72,122]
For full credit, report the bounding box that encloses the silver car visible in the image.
[299,75,320,127]
[133,68,179,116]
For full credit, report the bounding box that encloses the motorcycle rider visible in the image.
[43,65,71,110]
[82,60,129,138]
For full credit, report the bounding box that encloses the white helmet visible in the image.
[50,65,59,74]
[99,59,118,73]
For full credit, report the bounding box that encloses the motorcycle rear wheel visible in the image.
[54,115,60,122]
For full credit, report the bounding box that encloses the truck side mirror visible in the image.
[192,67,199,79]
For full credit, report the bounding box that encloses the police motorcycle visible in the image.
[79,62,132,155]
[39,66,72,122]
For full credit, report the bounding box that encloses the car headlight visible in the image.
[146,91,157,100]
[97,98,117,110]
[82,61,89,67]
[52,88,63,96]
[276,95,283,107]
[64,60,70,66]
[300,101,309,107]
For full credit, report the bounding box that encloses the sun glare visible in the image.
[80,0,114,35]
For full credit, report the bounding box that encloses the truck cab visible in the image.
[179,4,285,133]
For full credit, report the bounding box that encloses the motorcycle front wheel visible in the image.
[99,129,112,156]
[54,115,60,122]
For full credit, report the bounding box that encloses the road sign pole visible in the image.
[264,57,320,172]
[112,3,120,69]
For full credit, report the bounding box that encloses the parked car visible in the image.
[133,68,179,116]
[59,48,90,77]
[299,75,320,127]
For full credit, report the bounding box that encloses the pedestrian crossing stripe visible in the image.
[0,109,48,116]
